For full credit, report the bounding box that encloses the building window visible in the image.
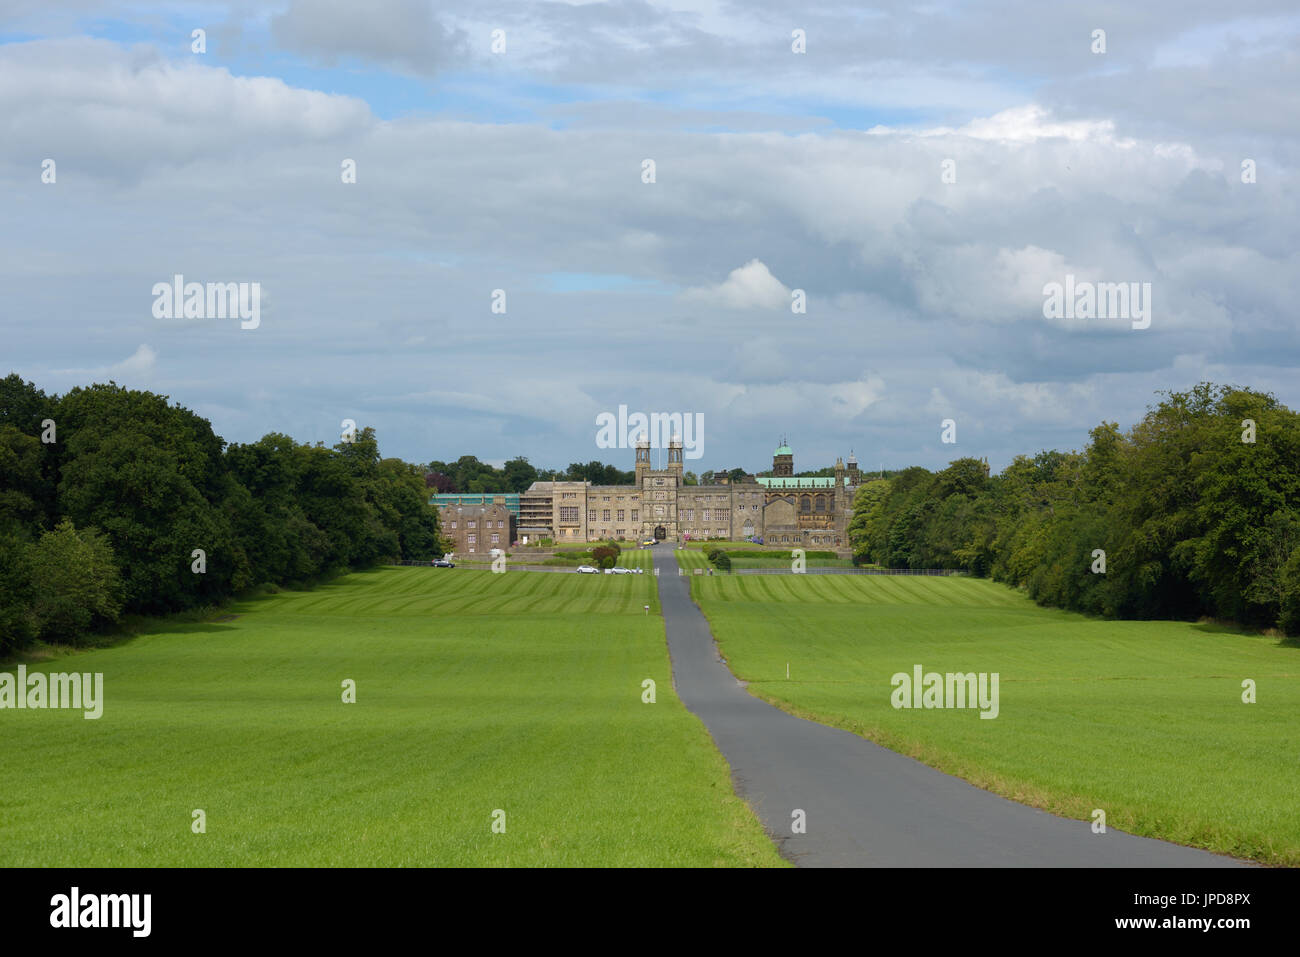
[468,520,477,528]
[685,509,693,521]
[491,534,500,544]
[631,510,639,521]
[617,510,624,521]
[655,478,663,485]
[602,509,611,521]
[560,507,579,523]
[702,509,710,521]
[588,509,597,522]
[468,534,476,544]
[603,496,610,502]
[451,521,457,529]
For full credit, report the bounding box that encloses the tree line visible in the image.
[426,456,634,492]
[848,384,1300,635]
[0,374,442,653]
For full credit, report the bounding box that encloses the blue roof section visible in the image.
[756,477,836,489]
[430,493,520,515]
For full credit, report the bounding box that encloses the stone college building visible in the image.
[435,437,862,551]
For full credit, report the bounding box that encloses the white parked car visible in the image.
[575,565,599,574]
[610,567,632,574]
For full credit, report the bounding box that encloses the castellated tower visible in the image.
[667,434,684,485]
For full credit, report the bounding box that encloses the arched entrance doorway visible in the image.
[654,525,666,541]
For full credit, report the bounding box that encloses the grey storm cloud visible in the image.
[270,0,469,74]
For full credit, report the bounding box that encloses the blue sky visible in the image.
[1,0,1297,474]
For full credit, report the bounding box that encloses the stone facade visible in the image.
[513,439,860,547]
[439,502,516,555]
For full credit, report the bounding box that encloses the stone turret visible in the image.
[773,437,793,477]
[667,434,684,485]
[635,433,651,486]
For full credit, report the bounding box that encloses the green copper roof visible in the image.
[756,476,836,488]
[430,492,520,515]
[774,445,792,455]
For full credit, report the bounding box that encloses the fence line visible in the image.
[733,566,966,576]
[388,561,632,574]
[389,561,966,577]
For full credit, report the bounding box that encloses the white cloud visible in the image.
[954,105,1129,145]
[0,38,373,179]
[683,259,791,310]
[114,344,157,377]
[50,343,156,381]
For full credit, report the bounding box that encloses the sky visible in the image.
[1,0,1297,476]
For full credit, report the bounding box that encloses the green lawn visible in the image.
[0,567,784,867]
[687,573,1300,866]
[540,548,655,570]
[728,555,852,569]
[676,544,851,569]
[675,548,713,574]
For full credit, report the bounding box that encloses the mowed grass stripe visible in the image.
[690,573,1300,865]
[0,567,783,867]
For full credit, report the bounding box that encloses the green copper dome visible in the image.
[774,444,792,455]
